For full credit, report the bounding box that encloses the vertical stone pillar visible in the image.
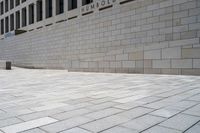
[14,13,16,30]
[64,0,68,12]
[20,9,22,28]
[34,1,37,23]
[26,6,28,26]
[42,0,46,20]
[52,0,56,17]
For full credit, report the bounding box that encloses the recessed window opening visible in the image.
[68,0,77,10]
[37,0,43,21]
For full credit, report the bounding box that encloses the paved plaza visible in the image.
[0,68,200,133]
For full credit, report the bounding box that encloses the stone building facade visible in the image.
[0,0,200,75]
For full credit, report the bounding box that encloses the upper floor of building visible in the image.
[0,0,123,39]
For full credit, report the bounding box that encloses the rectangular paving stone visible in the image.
[183,104,200,116]
[142,125,182,133]
[114,102,143,110]
[51,108,92,120]
[20,128,46,133]
[18,109,63,121]
[117,107,153,119]
[185,124,200,133]
[0,117,23,128]
[41,116,92,133]
[31,103,67,111]
[0,117,58,133]
[122,114,165,132]
[159,114,200,131]
[101,126,138,133]
[86,102,119,111]
[84,108,123,120]
[150,108,180,118]
[60,127,92,133]
[80,115,129,133]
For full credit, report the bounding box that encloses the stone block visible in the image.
[144,60,152,68]
[181,16,197,25]
[122,61,135,68]
[181,31,197,39]
[128,52,144,60]
[182,48,200,58]
[171,59,192,68]
[173,25,188,33]
[162,47,181,59]
[144,68,161,74]
[193,59,200,68]
[169,38,199,47]
[161,68,181,75]
[135,61,143,68]
[152,60,170,68]
[116,54,128,61]
[189,23,200,30]
[144,50,161,59]
[189,8,200,16]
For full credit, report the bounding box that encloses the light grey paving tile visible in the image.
[142,125,182,133]
[51,108,92,120]
[31,103,67,111]
[0,117,58,133]
[84,108,122,120]
[86,102,119,111]
[60,127,91,133]
[183,104,200,116]
[122,115,165,132]
[101,126,138,133]
[89,97,116,104]
[0,117,23,128]
[150,108,180,118]
[159,114,200,131]
[20,128,46,133]
[170,100,198,110]
[114,102,143,110]
[18,109,63,121]
[188,94,200,102]
[80,115,129,132]
[135,96,163,104]
[118,107,153,119]
[185,124,200,133]
[114,95,147,103]
[41,116,92,133]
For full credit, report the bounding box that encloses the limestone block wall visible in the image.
[0,0,200,75]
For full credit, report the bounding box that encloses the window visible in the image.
[16,0,20,6]
[37,0,43,21]
[0,2,4,15]
[68,0,77,10]
[16,11,20,29]
[46,0,52,18]
[29,4,34,24]
[82,0,93,6]
[56,0,64,15]
[22,8,27,27]
[22,0,26,3]
[10,14,14,31]
[10,0,14,9]
[5,17,9,33]
[1,19,4,34]
[5,0,9,12]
